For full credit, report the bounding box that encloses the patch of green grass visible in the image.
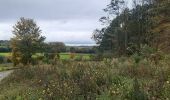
[0,64,15,72]
[60,53,91,60]
[0,46,8,48]
[0,52,91,59]
[0,53,11,57]
[60,53,70,59]
[0,55,170,99]
[33,53,91,60]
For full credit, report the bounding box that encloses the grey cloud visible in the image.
[0,0,108,21]
[38,19,100,32]
[0,0,109,43]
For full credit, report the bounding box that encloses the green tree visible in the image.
[93,0,155,56]
[70,47,76,53]
[48,42,66,53]
[11,17,45,66]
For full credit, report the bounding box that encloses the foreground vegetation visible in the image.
[0,64,15,72]
[0,53,170,100]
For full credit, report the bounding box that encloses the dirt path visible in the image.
[0,70,13,81]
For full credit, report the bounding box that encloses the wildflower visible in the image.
[166,81,169,84]
[152,97,156,100]
[43,90,46,94]
[39,98,43,100]
[64,83,67,86]
[111,91,116,94]
[49,93,53,97]
[39,80,42,83]
[117,88,119,91]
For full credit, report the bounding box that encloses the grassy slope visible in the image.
[0,56,170,99]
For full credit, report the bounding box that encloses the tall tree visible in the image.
[93,0,154,56]
[93,0,126,55]
[11,17,45,66]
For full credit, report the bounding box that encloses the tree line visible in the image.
[0,40,11,52]
[92,0,170,57]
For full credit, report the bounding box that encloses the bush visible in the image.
[31,58,39,65]
[70,53,75,59]
[0,56,4,64]
[140,45,156,58]
[0,54,170,99]
[103,52,114,59]
[6,57,12,63]
[90,54,103,61]
[74,55,83,61]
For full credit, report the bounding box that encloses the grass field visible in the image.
[59,53,90,60]
[0,52,91,60]
[0,53,11,57]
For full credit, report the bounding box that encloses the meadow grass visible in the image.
[31,52,91,60]
[0,52,91,60]
[60,53,91,60]
[0,53,11,57]
[0,55,169,100]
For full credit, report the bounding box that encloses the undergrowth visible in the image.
[0,54,170,100]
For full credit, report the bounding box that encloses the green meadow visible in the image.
[0,52,91,60]
[0,53,11,57]
[59,53,91,60]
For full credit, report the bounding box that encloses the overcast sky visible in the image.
[0,0,110,44]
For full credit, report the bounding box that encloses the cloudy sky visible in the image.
[0,0,109,44]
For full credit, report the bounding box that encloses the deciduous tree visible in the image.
[11,17,45,66]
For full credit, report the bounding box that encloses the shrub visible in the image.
[6,57,12,63]
[31,58,38,65]
[0,56,4,64]
[70,53,75,59]
[90,54,103,61]
[103,52,114,59]
[36,55,44,61]
[140,45,156,58]
[74,55,83,61]
[0,54,170,99]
